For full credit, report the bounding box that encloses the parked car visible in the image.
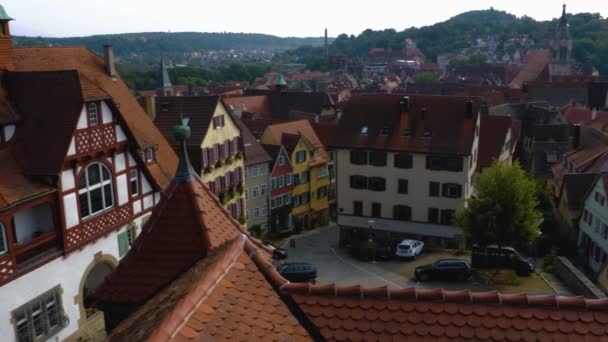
[375,242,393,260]
[263,240,288,260]
[415,259,473,282]
[471,245,534,276]
[395,239,424,259]
[278,262,317,283]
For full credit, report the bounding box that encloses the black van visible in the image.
[471,245,534,276]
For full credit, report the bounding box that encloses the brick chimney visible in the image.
[103,45,117,78]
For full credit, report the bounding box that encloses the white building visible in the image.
[0,7,177,341]
[578,173,608,274]
[332,94,481,248]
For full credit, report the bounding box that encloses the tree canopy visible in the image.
[456,162,542,250]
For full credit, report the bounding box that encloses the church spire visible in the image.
[558,4,568,28]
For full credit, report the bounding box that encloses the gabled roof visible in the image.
[231,114,272,166]
[4,70,84,176]
[268,91,334,119]
[264,120,328,164]
[154,96,222,147]
[559,173,600,219]
[478,114,516,170]
[335,94,480,156]
[222,95,272,120]
[13,46,178,189]
[509,50,551,89]
[0,148,55,208]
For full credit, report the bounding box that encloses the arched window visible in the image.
[88,103,99,126]
[0,223,7,255]
[78,163,114,219]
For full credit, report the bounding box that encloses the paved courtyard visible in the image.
[279,225,558,294]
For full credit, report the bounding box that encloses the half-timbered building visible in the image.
[0,5,177,341]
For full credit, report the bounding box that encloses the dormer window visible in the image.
[361,126,368,135]
[145,149,154,163]
[403,128,412,138]
[380,126,390,136]
[88,102,99,126]
[423,129,432,138]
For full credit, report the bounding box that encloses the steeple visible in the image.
[159,55,172,96]
[558,4,568,29]
[172,116,196,183]
[275,69,287,92]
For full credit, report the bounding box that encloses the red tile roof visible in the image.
[509,50,551,89]
[222,95,272,120]
[336,94,480,156]
[477,115,517,170]
[93,177,243,304]
[286,285,608,341]
[0,147,54,208]
[13,47,178,189]
[264,120,328,164]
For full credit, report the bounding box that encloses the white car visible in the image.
[395,239,424,259]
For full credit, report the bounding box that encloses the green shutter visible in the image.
[118,231,129,257]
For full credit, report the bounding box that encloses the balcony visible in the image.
[12,203,61,271]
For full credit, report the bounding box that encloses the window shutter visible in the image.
[118,231,130,257]
[219,143,225,159]
[203,148,209,168]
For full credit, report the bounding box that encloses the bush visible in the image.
[543,248,558,274]
[349,240,377,262]
[249,224,262,237]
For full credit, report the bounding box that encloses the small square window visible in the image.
[145,149,154,163]
[88,103,99,126]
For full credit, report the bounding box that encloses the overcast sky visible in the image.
[5,0,608,38]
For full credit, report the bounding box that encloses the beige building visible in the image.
[332,94,481,248]
[153,96,246,221]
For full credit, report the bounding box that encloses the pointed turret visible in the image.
[275,70,287,92]
[172,116,196,182]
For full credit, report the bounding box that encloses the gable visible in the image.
[201,100,241,148]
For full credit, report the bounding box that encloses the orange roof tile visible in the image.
[264,119,328,164]
[509,50,551,89]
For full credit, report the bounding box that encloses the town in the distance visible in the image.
[2,2,608,341]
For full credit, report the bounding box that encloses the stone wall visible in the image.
[555,256,606,299]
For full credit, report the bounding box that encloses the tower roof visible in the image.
[276,71,287,86]
[558,4,568,28]
[0,4,13,21]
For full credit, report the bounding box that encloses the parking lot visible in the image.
[281,225,555,294]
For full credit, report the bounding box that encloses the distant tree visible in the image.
[456,161,542,250]
[414,72,438,84]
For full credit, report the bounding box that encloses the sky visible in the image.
[5,0,608,38]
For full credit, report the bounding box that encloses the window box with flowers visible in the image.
[219,192,229,205]
[228,186,236,200]
[216,159,224,168]
[235,152,244,160]
[226,156,234,166]
[203,165,213,174]
[237,183,244,195]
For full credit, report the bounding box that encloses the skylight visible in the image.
[361,126,368,134]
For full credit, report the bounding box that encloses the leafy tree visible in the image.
[456,161,542,250]
[414,72,438,84]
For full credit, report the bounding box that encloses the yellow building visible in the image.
[261,120,330,228]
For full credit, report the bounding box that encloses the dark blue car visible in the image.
[278,262,317,283]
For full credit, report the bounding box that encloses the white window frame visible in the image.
[224,141,230,157]
[278,175,285,188]
[254,208,260,218]
[12,286,65,342]
[278,156,285,166]
[78,162,114,220]
[145,149,154,163]
[283,194,291,204]
[202,149,209,168]
[317,165,329,178]
[252,166,259,177]
[261,205,267,217]
[253,186,259,198]
[88,102,99,126]
[0,223,7,256]
[129,169,139,197]
[296,150,306,163]
[261,184,267,196]
[285,174,292,185]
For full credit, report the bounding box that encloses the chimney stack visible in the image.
[104,45,117,78]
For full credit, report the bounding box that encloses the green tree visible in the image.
[414,72,438,84]
[456,161,542,250]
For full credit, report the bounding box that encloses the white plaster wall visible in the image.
[63,194,79,229]
[142,174,152,194]
[579,179,608,272]
[116,174,128,206]
[114,153,126,173]
[101,101,112,124]
[143,195,154,210]
[14,204,55,243]
[133,200,142,215]
[154,192,161,205]
[336,149,470,222]
[127,153,136,167]
[67,137,76,156]
[76,107,87,129]
[0,217,145,342]
[61,170,75,192]
[3,124,15,142]
[116,125,127,143]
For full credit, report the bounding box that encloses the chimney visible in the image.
[400,96,410,112]
[104,45,117,78]
[465,100,474,119]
